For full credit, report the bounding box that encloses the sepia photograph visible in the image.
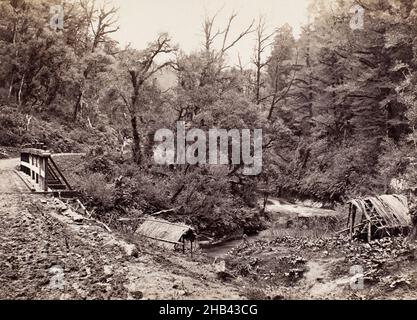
[1,0,417,309]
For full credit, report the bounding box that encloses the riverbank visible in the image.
[221,235,417,299]
[202,198,341,259]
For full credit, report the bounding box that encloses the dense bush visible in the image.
[0,131,21,146]
[73,152,267,238]
[81,172,116,210]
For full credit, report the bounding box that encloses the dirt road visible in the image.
[0,158,29,194]
[0,158,243,300]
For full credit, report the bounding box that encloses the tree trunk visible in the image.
[73,91,83,122]
[25,115,32,132]
[255,62,261,104]
[130,114,141,164]
[267,96,276,120]
[409,207,417,241]
[45,84,59,106]
[261,192,269,214]
[120,137,127,159]
[8,73,15,99]
[18,74,25,106]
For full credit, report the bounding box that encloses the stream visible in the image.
[202,198,338,258]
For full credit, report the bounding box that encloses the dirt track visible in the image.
[0,158,29,193]
[0,158,242,300]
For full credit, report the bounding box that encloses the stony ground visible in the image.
[0,158,243,300]
[225,235,417,299]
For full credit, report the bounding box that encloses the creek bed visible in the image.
[201,198,339,259]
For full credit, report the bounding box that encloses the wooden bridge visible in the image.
[20,143,77,197]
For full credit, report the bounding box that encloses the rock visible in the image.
[288,268,305,278]
[293,257,306,264]
[178,290,189,296]
[130,290,143,300]
[0,149,9,159]
[216,271,234,281]
[72,216,84,223]
[123,244,138,257]
[103,265,113,276]
[213,259,226,273]
[63,210,84,223]
[389,278,411,289]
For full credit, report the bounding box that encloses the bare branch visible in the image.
[218,14,255,59]
[268,49,299,120]
[253,15,275,104]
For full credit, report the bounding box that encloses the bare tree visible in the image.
[267,50,298,121]
[73,0,119,122]
[201,10,255,81]
[252,16,275,104]
[117,34,176,164]
[89,2,120,52]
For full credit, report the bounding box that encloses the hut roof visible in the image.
[348,194,411,228]
[136,218,195,249]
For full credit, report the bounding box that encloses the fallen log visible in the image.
[85,218,112,233]
[151,206,182,216]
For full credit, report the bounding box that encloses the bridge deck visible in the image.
[0,159,30,194]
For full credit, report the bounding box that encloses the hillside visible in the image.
[2,0,417,301]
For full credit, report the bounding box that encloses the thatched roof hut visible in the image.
[136,218,196,251]
[346,194,411,241]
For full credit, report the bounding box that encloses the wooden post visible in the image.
[42,156,49,191]
[347,204,351,228]
[349,205,356,240]
[348,204,352,239]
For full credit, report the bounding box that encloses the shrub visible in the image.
[0,131,21,146]
[81,172,115,210]
[85,155,114,174]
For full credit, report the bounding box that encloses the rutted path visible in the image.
[0,158,242,300]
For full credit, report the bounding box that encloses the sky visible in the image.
[108,0,310,66]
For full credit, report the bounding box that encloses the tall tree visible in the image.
[72,0,119,122]
[266,24,297,121]
[116,34,175,164]
[252,16,274,105]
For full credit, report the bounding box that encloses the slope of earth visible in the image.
[0,158,243,300]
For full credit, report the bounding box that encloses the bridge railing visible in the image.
[20,144,51,192]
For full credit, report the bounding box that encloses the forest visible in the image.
[1,0,417,240]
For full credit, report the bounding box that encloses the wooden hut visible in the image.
[136,218,196,253]
[346,195,411,241]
